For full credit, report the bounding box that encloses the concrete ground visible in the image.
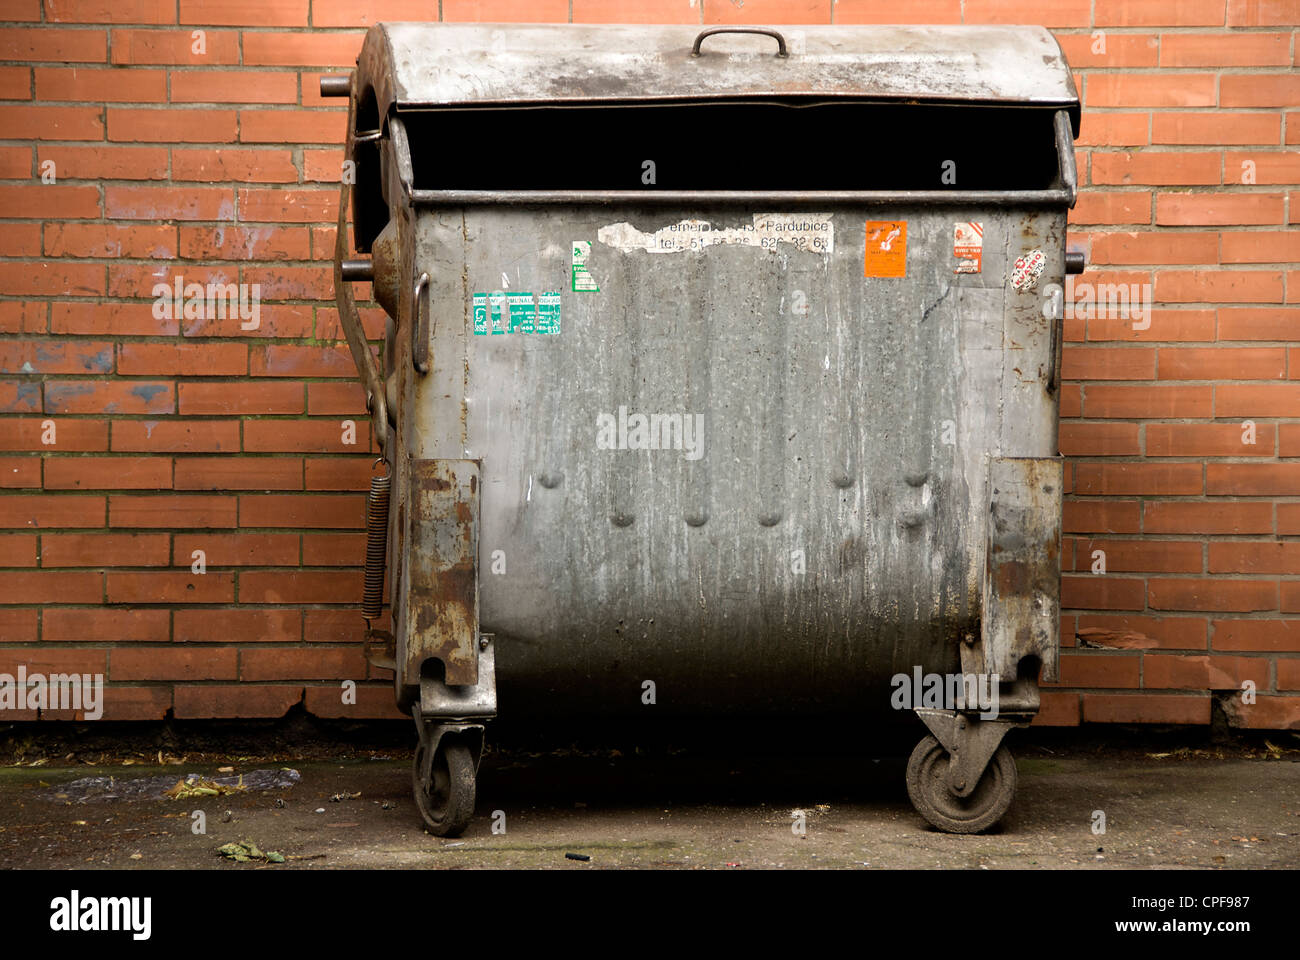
[2,736,1297,869]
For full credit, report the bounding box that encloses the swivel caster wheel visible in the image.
[905,734,1017,834]
[412,737,476,837]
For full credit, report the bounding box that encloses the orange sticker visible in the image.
[864,221,906,278]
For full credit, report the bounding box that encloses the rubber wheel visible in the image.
[905,734,1017,834]
[412,739,475,837]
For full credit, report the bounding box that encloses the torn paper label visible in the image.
[597,214,833,255]
[953,221,983,274]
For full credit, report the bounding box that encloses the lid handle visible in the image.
[691,27,788,58]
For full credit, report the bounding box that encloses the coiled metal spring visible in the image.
[362,459,391,622]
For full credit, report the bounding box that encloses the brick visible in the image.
[1090,151,1220,186]
[0,146,31,179]
[1210,541,1300,575]
[35,66,165,102]
[1221,235,1300,267]
[1052,652,1141,688]
[0,610,36,643]
[1146,423,1274,458]
[105,184,235,220]
[0,302,45,336]
[1163,32,1292,67]
[0,419,107,453]
[250,344,358,378]
[176,382,303,416]
[0,27,107,62]
[1159,347,1286,380]
[44,456,172,490]
[106,571,234,603]
[239,109,345,144]
[0,647,107,678]
[1083,693,1211,724]
[172,532,299,566]
[45,0,175,23]
[1076,113,1149,148]
[1153,112,1280,146]
[1224,151,1300,187]
[111,420,240,453]
[1089,308,1216,342]
[1149,579,1276,612]
[1208,462,1300,495]
[1061,346,1155,380]
[0,457,41,488]
[118,343,246,377]
[108,107,237,142]
[0,104,102,139]
[1284,582,1300,612]
[1077,614,1208,650]
[174,608,299,643]
[112,646,237,681]
[1222,694,1300,729]
[41,532,169,566]
[1082,384,1212,418]
[172,147,297,182]
[1213,619,1300,652]
[303,457,372,491]
[1054,33,1158,68]
[179,0,308,25]
[1156,193,1284,227]
[1144,653,1269,689]
[239,494,364,528]
[1059,422,1141,456]
[1095,0,1226,25]
[1080,539,1203,574]
[0,381,41,413]
[1216,384,1300,417]
[173,684,302,718]
[1160,269,1284,303]
[1069,191,1152,225]
[306,382,365,417]
[240,266,332,301]
[0,184,100,218]
[42,381,173,416]
[1281,424,1300,456]
[243,419,369,454]
[1222,74,1300,108]
[1279,504,1300,533]
[178,225,311,260]
[109,494,238,528]
[1075,463,1203,496]
[173,457,302,490]
[170,70,297,105]
[46,224,177,260]
[1063,500,1141,534]
[1060,575,1146,610]
[0,263,105,299]
[240,32,362,67]
[1088,74,1217,109]
[0,571,101,603]
[43,607,169,642]
[302,532,364,565]
[52,302,176,337]
[237,569,360,603]
[239,647,366,681]
[97,687,172,720]
[37,144,167,180]
[110,28,240,65]
[310,0,443,27]
[0,494,104,529]
[0,533,37,566]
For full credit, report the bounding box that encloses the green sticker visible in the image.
[571,241,599,292]
[470,292,559,336]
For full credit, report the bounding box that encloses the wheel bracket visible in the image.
[914,708,1016,798]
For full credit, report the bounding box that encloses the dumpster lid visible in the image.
[357,23,1079,123]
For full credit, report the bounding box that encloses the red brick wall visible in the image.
[1,0,1297,728]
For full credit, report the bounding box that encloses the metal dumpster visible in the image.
[322,22,1082,836]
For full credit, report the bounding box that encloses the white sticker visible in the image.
[953,221,983,274]
[1011,249,1046,291]
[597,214,833,255]
[571,241,599,292]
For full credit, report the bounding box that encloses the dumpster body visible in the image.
[325,23,1081,835]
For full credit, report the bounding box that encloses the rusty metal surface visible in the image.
[400,458,480,688]
[977,457,1064,684]
[353,23,1079,118]
[393,203,1065,717]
